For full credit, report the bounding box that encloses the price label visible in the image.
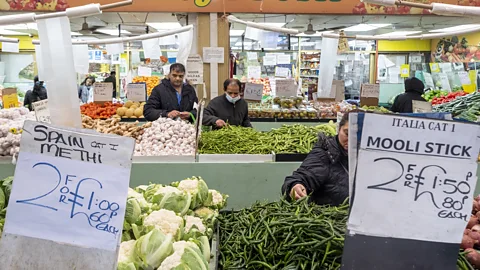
[276,54,291,65]
[247,52,258,61]
[2,88,18,108]
[32,99,51,123]
[423,72,435,89]
[243,83,263,101]
[400,64,410,78]
[263,55,277,66]
[275,67,289,78]
[430,63,440,73]
[348,114,480,243]
[3,120,135,251]
[361,84,380,98]
[93,82,112,102]
[458,71,471,85]
[203,47,224,63]
[138,66,152,77]
[438,74,451,91]
[276,79,297,98]
[247,66,261,79]
[126,84,146,102]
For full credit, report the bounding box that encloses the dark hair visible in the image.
[339,111,351,128]
[110,71,116,76]
[170,63,186,73]
[81,76,96,86]
[34,75,39,83]
[223,78,241,91]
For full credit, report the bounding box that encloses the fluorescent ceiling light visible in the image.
[258,22,286,28]
[95,28,131,35]
[342,24,390,32]
[297,31,333,37]
[230,29,245,36]
[71,32,82,36]
[429,24,480,33]
[146,22,182,31]
[0,29,29,35]
[375,31,422,36]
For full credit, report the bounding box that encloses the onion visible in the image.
[468,216,479,229]
[462,235,475,249]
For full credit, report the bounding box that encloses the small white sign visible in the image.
[276,54,291,65]
[458,71,471,85]
[247,66,261,79]
[440,63,453,73]
[186,54,204,84]
[349,114,480,244]
[423,72,435,89]
[138,66,152,77]
[243,83,263,101]
[142,38,161,59]
[32,99,51,123]
[263,55,277,66]
[276,79,297,98]
[3,120,135,251]
[247,52,258,61]
[412,100,432,113]
[275,67,289,78]
[93,82,112,102]
[2,42,19,53]
[361,84,380,98]
[126,83,146,102]
[203,47,225,63]
[438,74,451,91]
[105,43,124,55]
[162,65,171,76]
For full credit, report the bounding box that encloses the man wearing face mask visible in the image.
[202,78,252,129]
[144,63,198,122]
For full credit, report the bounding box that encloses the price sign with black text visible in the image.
[126,83,146,102]
[343,113,480,270]
[1,121,135,252]
[93,82,112,102]
[243,83,263,101]
[32,99,51,123]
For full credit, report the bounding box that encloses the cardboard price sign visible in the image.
[126,83,147,102]
[275,79,297,98]
[0,120,135,269]
[32,99,51,123]
[360,84,380,107]
[343,113,480,270]
[2,88,19,108]
[243,83,263,101]
[93,82,112,102]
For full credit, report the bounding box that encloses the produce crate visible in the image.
[132,155,196,163]
[209,222,220,270]
[274,153,308,162]
[197,154,274,163]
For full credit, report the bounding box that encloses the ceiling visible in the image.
[0,11,478,40]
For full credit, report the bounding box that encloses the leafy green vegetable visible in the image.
[151,186,192,216]
[135,228,174,269]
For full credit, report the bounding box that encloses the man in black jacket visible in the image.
[390,77,426,113]
[24,76,48,111]
[144,63,198,122]
[202,78,252,128]
[104,71,117,99]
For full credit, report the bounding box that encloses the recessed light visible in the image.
[342,24,390,32]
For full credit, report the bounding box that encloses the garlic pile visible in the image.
[0,107,35,158]
[135,118,196,156]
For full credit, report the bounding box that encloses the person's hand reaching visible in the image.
[215,119,226,127]
[290,184,307,200]
[167,110,180,119]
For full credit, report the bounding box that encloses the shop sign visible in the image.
[32,99,51,123]
[344,113,480,269]
[0,120,134,268]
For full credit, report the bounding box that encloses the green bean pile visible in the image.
[433,92,480,122]
[199,123,337,154]
[218,198,348,269]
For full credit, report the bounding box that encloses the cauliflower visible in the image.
[152,186,192,216]
[204,189,228,209]
[117,240,137,270]
[210,189,223,205]
[158,241,208,270]
[185,216,206,234]
[174,177,209,209]
[143,209,184,239]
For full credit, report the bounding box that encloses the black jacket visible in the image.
[390,77,426,113]
[24,86,48,111]
[282,134,349,206]
[103,76,116,98]
[144,79,198,122]
[202,95,252,128]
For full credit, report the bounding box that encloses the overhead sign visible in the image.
[32,99,51,123]
[243,83,263,101]
[0,120,135,268]
[93,82,112,102]
[126,83,147,102]
[344,113,480,269]
[186,54,204,84]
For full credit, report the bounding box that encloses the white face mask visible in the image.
[226,94,240,104]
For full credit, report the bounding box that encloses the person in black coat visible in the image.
[144,63,198,122]
[202,78,252,128]
[103,71,117,99]
[24,76,48,111]
[282,112,349,206]
[390,77,426,113]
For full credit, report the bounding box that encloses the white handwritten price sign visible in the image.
[126,83,146,102]
[343,113,480,270]
[360,84,380,98]
[243,83,263,101]
[203,47,225,63]
[32,99,51,123]
[0,120,135,269]
[93,82,112,102]
[275,79,297,98]
[186,54,204,84]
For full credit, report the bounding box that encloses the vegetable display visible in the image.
[0,107,33,160]
[0,176,12,239]
[116,101,145,119]
[431,91,468,106]
[81,115,150,143]
[460,196,480,269]
[80,102,123,119]
[422,90,449,102]
[135,118,196,156]
[120,176,228,270]
[199,123,337,154]
[433,92,480,122]
[360,106,391,113]
[219,198,348,269]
